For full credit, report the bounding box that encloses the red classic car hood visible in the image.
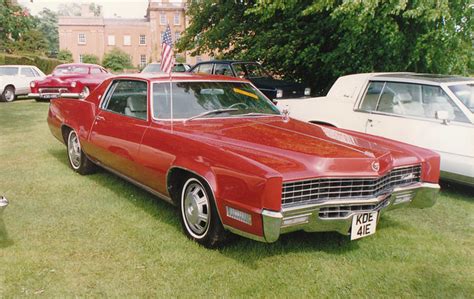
[173,117,423,181]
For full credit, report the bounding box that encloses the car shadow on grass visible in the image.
[440,180,474,203]
[47,148,412,261]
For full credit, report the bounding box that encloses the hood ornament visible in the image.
[282,106,290,122]
[371,161,380,172]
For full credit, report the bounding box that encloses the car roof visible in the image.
[194,60,259,65]
[56,63,103,68]
[0,65,36,68]
[371,72,473,84]
[109,72,250,83]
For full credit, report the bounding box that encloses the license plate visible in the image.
[41,94,58,99]
[351,211,378,240]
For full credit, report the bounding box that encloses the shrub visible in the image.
[0,53,65,74]
[81,54,100,65]
[102,47,132,72]
[57,49,73,63]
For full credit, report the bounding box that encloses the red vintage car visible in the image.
[29,63,111,100]
[47,73,441,247]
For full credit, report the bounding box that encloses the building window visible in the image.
[79,54,84,63]
[78,33,86,45]
[108,35,115,46]
[174,12,180,25]
[175,31,180,41]
[139,34,146,45]
[123,35,131,46]
[140,55,147,68]
[160,13,167,25]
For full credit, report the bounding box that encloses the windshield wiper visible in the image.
[185,108,239,121]
[238,112,279,117]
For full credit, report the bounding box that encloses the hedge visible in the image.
[0,53,66,74]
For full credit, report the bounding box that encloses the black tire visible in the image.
[0,86,15,102]
[66,130,96,175]
[179,176,227,248]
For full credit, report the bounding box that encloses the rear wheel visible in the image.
[179,176,227,248]
[0,86,15,102]
[66,130,95,175]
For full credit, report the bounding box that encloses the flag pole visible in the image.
[170,70,173,134]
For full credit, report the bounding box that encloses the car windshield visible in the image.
[142,64,162,73]
[233,63,272,79]
[449,83,474,113]
[0,67,19,76]
[53,66,89,75]
[153,81,280,119]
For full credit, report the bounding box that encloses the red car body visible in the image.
[47,73,440,247]
[30,63,111,100]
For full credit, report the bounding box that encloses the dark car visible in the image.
[189,60,311,100]
[141,62,191,73]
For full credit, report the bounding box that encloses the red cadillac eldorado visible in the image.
[30,63,111,100]
[47,73,441,247]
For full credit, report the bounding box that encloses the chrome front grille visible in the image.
[319,198,390,219]
[282,165,421,207]
[39,88,68,94]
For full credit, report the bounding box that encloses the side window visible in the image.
[422,85,468,123]
[90,68,101,74]
[360,81,384,111]
[31,68,41,77]
[194,63,213,74]
[21,67,36,77]
[214,64,233,76]
[103,80,148,120]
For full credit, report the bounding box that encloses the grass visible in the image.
[1,100,473,297]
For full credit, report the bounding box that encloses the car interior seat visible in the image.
[424,96,455,120]
[392,92,425,117]
[124,95,147,119]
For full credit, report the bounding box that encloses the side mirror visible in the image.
[435,110,450,125]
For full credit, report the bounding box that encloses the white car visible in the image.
[277,73,474,186]
[0,65,46,102]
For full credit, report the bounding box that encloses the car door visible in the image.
[359,81,473,176]
[88,79,150,180]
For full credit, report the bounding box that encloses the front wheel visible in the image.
[67,130,95,175]
[0,86,15,102]
[179,177,227,248]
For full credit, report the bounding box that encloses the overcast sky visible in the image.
[17,0,181,18]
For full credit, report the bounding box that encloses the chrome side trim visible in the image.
[94,161,174,205]
[440,171,474,187]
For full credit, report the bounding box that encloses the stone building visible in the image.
[58,0,208,68]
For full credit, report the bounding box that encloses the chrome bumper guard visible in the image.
[260,182,439,243]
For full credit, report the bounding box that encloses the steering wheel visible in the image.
[227,102,249,109]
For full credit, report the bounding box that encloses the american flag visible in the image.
[161,24,175,75]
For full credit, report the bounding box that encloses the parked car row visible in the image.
[0,65,45,102]
[47,72,441,247]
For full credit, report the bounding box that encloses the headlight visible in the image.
[70,81,77,88]
[276,89,283,98]
[304,88,311,96]
[30,81,36,88]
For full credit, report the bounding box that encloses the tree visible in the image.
[82,54,100,64]
[177,0,473,94]
[0,0,36,53]
[11,29,48,54]
[57,3,81,16]
[102,48,133,72]
[36,8,59,57]
[57,49,73,62]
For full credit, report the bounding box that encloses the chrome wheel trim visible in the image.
[181,178,211,239]
[4,88,14,102]
[67,131,82,170]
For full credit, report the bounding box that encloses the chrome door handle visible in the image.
[96,115,105,121]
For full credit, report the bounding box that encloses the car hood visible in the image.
[250,77,306,91]
[35,74,86,85]
[173,117,423,181]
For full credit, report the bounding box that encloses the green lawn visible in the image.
[1,100,473,297]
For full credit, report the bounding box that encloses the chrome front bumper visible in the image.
[28,92,82,99]
[258,182,439,243]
